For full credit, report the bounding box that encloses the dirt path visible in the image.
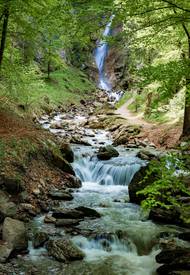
[115,99,181,148]
[115,99,152,128]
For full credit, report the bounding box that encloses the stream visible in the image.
[15,16,188,275]
[19,113,185,275]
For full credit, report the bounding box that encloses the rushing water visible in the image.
[22,114,186,275]
[67,137,161,275]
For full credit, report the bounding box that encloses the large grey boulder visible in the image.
[2,217,28,250]
[47,239,85,262]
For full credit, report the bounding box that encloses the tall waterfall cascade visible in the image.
[94,15,123,102]
[94,15,114,92]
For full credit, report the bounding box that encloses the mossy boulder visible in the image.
[97,145,119,160]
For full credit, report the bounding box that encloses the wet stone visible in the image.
[49,190,73,201]
[55,219,82,227]
[47,238,85,262]
[33,231,49,248]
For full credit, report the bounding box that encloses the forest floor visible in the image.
[116,99,182,149]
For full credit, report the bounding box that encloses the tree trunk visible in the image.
[47,59,51,79]
[183,104,190,136]
[182,34,190,137]
[0,6,10,70]
[183,73,190,137]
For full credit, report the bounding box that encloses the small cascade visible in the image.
[73,154,144,186]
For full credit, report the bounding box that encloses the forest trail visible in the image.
[115,99,181,148]
[115,99,153,128]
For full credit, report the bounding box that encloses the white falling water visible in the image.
[94,15,124,103]
[73,155,144,186]
[94,15,115,92]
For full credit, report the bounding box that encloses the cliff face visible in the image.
[105,45,129,90]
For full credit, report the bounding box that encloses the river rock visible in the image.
[60,143,74,163]
[52,206,100,219]
[52,209,84,219]
[70,136,91,146]
[64,175,82,188]
[113,125,140,146]
[50,149,75,175]
[156,247,190,274]
[50,122,64,129]
[75,206,101,218]
[55,219,81,227]
[19,203,40,216]
[2,217,28,250]
[97,145,119,160]
[33,231,49,248]
[137,148,164,161]
[128,165,150,204]
[0,201,17,222]
[0,243,12,263]
[44,215,56,224]
[49,190,73,201]
[149,208,181,225]
[47,239,85,262]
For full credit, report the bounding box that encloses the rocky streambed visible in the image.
[0,97,190,274]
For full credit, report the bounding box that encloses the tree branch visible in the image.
[161,0,190,13]
[131,6,172,16]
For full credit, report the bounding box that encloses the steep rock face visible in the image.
[105,45,129,90]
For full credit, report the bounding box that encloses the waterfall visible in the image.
[94,16,124,102]
[73,155,144,186]
[94,15,115,92]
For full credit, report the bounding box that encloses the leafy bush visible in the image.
[138,154,190,210]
